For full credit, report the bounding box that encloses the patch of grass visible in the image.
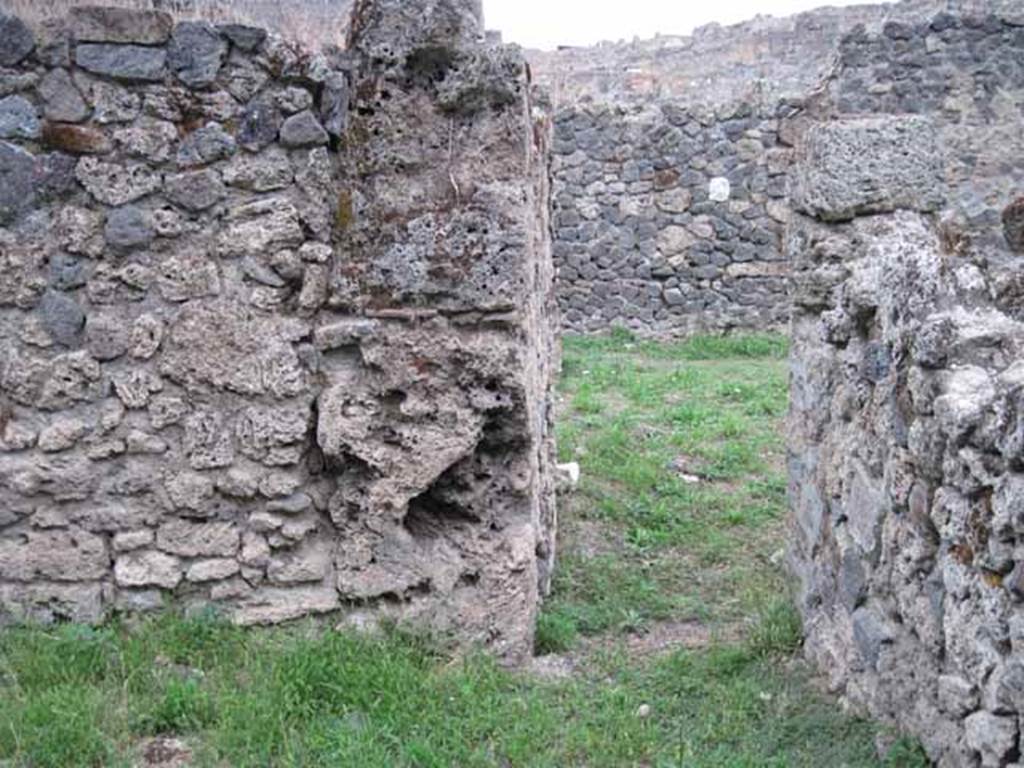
[534,612,579,655]
[137,677,217,735]
[747,598,804,659]
[562,330,790,363]
[540,554,684,638]
[3,687,115,768]
[551,333,792,633]
[1,613,904,768]
[632,646,887,767]
[882,737,931,767]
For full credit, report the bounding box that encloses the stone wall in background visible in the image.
[527,0,1022,111]
[0,0,557,663]
[536,0,1024,339]
[787,12,1024,765]
[550,103,792,336]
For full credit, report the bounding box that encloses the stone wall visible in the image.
[536,0,1024,339]
[787,12,1024,765]
[550,103,792,336]
[527,0,1022,110]
[0,0,557,662]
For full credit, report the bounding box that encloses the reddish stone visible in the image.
[41,122,112,155]
[1004,197,1024,253]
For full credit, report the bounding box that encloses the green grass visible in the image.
[566,326,791,361]
[549,333,792,639]
[0,333,927,767]
[0,612,922,768]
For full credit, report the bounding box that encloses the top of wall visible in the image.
[526,0,1024,110]
[2,0,354,50]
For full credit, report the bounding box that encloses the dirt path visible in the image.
[528,618,747,681]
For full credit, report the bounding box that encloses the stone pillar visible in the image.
[787,12,1024,765]
[322,0,558,662]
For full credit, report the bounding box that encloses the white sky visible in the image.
[485,0,883,49]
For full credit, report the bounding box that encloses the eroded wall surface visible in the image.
[788,13,1024,765]
[0,0,557,662]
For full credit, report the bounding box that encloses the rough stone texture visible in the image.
[0,12,35,67]
[69,6,174,45]
[789,116,945,222]
[75,43,167,82]
[527,0,1021,110]
[176,122,235,168]
[787,14,1024,766]
[38,68,89,123]
[550,103,792,337]
[326,0,558,657]
[0,95,40,140]
[0,2,557,663]
[279,110,328,148]
[168,21,227,89]
[536,0,1023,338]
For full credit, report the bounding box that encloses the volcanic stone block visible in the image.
[168,21,227,88]
[279,110,329,147]
[0,12,34,66]
[348,0,484,57]
[0,529,108,581]
[218,23,267,52]
[38,290,86,346]
[104,204,154,250]
[790,116,945,221]
[69,6,173,45]
[76,43,167,82]
[0,140,36,223]
[0,95,40,140]
[39,69,89,123]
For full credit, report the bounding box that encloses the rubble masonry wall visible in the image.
[0,0,558,663]
[787,13,1024,765]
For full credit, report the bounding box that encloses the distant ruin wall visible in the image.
[787,13,1024,765]
[0,0,557,662]
[550,103,793,337]
[527,0,1022,111]
[538,0,1024,339]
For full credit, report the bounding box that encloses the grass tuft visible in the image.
[882,736,932,767]
[534,612,578,656]
[136,677,217,735]
[747,598,804,659]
